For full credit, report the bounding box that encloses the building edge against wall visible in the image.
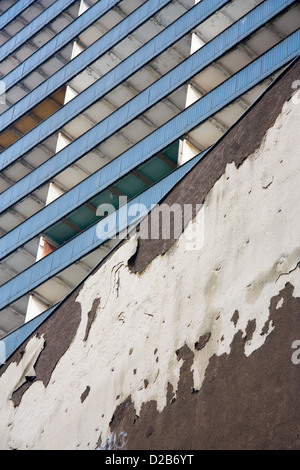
[0,0,299,337]
[0,56,299,450]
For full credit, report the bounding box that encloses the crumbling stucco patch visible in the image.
[8,335,45,402]
[83,298,101,342]
[108,282,300,450]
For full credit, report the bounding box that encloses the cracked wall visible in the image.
[0,59,299,450]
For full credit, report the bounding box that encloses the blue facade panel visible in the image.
[0,0,230,134]
[0,34,299,310]
[2,0,123,90]
[0,0,76,62]
[0,0,295,218]
[0,154,205,310]
[0,0,299,337]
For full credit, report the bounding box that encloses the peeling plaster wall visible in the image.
[0,61,300,450]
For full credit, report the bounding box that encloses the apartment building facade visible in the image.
[0,0,299,352]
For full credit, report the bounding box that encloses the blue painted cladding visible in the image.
[0,32,299,310]
[0,153,205,310]
[0,0,229,167]
[1,304,57,362]
[1,0,123,90]
[0,0,295,219]
[0,0,36,30]
[0,0,76,62]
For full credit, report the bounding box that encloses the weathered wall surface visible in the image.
[0,59,300,450]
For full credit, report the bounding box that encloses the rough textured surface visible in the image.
[0,291,82,408]
[0,59,299,450]
[129,59,300,274]
[110,283,300,450]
